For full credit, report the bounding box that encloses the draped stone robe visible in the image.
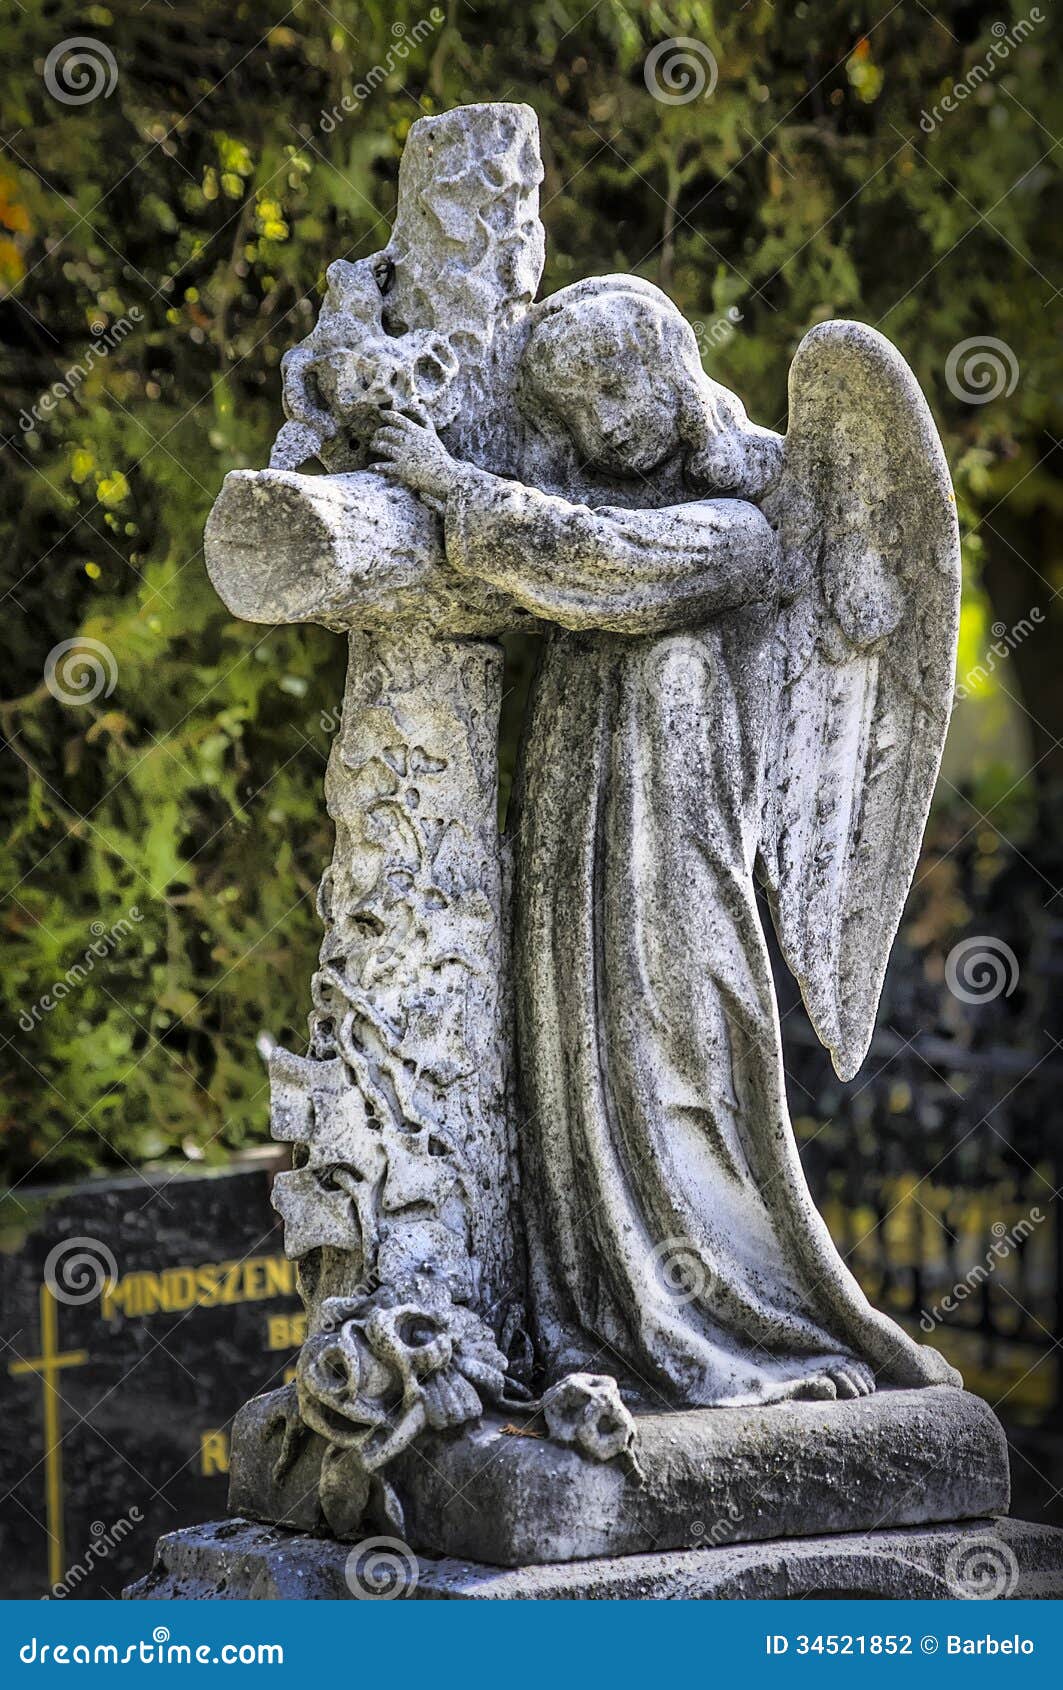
[444,469,956,1408]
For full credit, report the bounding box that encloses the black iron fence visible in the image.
[777,795,1063,1521]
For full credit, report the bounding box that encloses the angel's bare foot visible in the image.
[881,1335,962,1389]
[778,1360,876,1402]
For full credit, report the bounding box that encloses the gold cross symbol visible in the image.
[9,1284,89,1589]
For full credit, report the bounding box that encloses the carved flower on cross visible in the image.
[540,1372,643,1480]
[295,1274,510,1535]
[299,1276,508,1454]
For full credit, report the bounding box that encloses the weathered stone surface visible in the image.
[125,1516,1063,1601]
[228,1384,1008,1567]
[270,102,544,477]
[201,105,551,1538]
[205,468,529,637]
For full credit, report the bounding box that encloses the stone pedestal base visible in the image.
[227,1384,1009,1565]
[126,1516,1063,1600]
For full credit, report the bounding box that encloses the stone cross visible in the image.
[205,106,542,1357]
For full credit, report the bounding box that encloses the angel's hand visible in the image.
[370,411,458,501]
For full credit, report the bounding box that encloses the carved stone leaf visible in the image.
[265,1049,348,1145]
[272,1167,374,1257]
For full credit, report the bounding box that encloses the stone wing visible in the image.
[759,321,961,1080]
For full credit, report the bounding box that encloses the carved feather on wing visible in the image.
[759,321,961,1080]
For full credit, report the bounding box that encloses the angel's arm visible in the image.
[444,474,778,634]
[371,414,779,635]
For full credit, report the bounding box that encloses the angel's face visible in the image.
[555,346,683,477]
[524,297,686,478]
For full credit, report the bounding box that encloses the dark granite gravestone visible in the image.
[0,1151,302,1599]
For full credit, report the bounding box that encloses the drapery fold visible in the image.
[446,476,958,1405]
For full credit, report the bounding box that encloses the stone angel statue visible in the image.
[141,101,1063,1599]
[370,278,962,1411]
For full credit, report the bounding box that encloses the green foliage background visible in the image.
[1,0,1060,1185]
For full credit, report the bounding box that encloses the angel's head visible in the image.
[520,278,782,498]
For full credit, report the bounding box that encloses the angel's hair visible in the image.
[521,277,782,498]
